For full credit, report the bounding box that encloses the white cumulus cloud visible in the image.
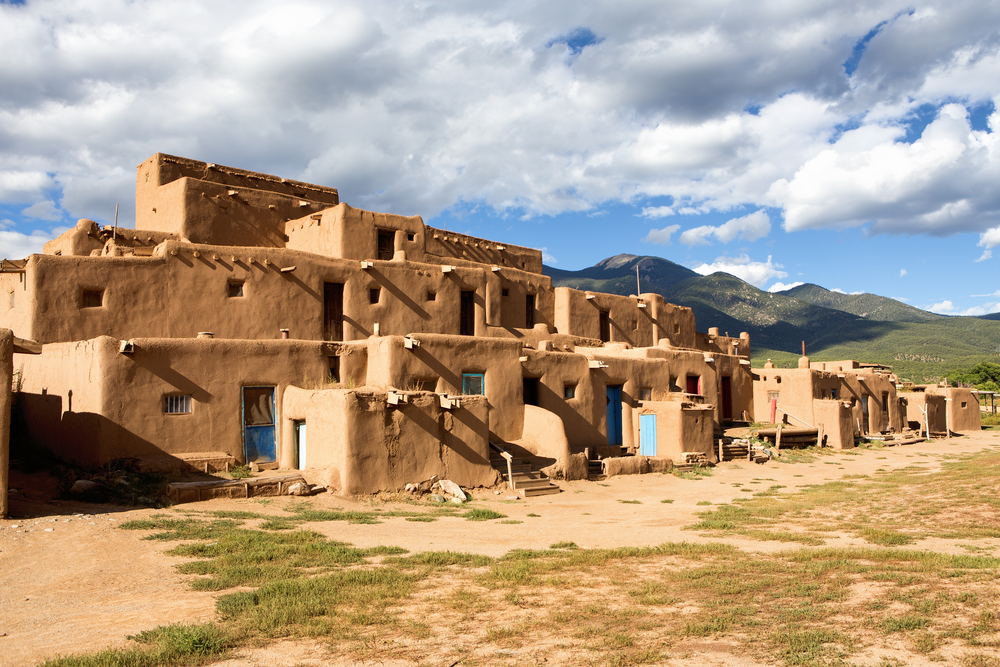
[0,229,56,260]
[679,209,770,246]
[642,224,680,245]
[769,281,805,293]
[640,206,674,218]
[693,254,787,289]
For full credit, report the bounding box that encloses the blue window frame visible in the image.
[462,372,485,395]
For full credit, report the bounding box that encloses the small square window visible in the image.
[830,389,837,399]
[369,288,380,304]
[639,387,652,401]
[961,401,968,409]
[632,319,638,331]
[563,384,576,399]
[462,372,485,395]
[228,281,244,298]
[427,291,436,301]
[328,356,340,384]
[502,288,509,297]
[81,289,104,308]
[407,233,415,242]
[164,394,192,414]
[673,323,680,334]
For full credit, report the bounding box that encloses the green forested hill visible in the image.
[545,256,1000,382]
[780,283,945,323]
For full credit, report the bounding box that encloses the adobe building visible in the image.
[902,385,981,435]
[3,153,758,495]
[752,358,907,449]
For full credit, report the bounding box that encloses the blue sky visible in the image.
[1,0,999,316]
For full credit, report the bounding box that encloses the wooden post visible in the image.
[718,438,724,463]
[817,423,825,448]
[775,423,783,453]
[770,398,777,424]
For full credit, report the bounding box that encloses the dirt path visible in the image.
[2,431,998,666]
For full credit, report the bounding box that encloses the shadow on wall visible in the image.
[16,392,198,468]
[401,401,489,468]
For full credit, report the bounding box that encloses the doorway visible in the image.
[324,282,343,341]
[294,420,307,470]
[242,386,276,464]
[606,385,623,446]
[460,290,475,336]
[639,414,656,456]
[720,375,733,420]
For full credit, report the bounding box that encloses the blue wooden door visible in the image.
[243,386,276,464]
[606,385,623,446]
[639,414,657,456]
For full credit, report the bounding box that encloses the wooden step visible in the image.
[522,485,561,497]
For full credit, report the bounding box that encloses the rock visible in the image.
[417,480,434,493]
[448,496,464,504]
[309,485,326,494]
[249,461,261,473]
[438,479,467,502]
[428,494,447,503]
[404,483,416,492]
[286,482,311,496]
[494,490,501,495]
[70,480,98,493]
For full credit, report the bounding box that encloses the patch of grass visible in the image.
[527,513,541,517]
[40,623,231,666]
[660,499,674,503]
[550,541,579,550]
[404,516,437,522]
[500,519,523,524]
[696,501,712,506]
[859,527,916,547]
[463,508,506,521]
[228,465,252,479]
[618,499,642,504]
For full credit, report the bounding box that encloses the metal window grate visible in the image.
[164,395,192,414]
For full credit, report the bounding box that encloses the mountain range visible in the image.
[545,254,1000,383]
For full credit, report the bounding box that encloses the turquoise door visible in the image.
[606,385,623,446]
[639,414,657,456]
[243,386,276,464]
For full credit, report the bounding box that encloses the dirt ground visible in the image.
[2,431,999,667]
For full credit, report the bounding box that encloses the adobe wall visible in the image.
[9,245,491,344]
[17,336,336,466]
[514,404,572,468]
[926,386,981,433]
[903,392,946,433]
[364,334,524,442]
[285,203,425,263]
[135,153,339,247]
[813,399,854,449]
[280,387,495,494]
[424,227,543,274]
[0,329,12,517]
[554,288,697,349]
[43,219,176,258]
[0,269,32,342]
[638,401,715,462]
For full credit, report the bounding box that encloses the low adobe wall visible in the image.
[813,399,854,449]
[904,392,946,433]
[282,386,495,495]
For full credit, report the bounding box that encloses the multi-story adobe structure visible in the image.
[1,154,755,498]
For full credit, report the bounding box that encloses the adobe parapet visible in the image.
[424,227,542,274]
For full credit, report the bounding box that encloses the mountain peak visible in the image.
[596,254,641,270]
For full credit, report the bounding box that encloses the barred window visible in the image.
[164,395,192,414]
